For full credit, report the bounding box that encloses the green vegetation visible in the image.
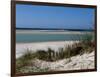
[16,65,50,73]
[16,32,95,73]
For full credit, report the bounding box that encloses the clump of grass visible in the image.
[81,32,95,53]
[16,49,37,73]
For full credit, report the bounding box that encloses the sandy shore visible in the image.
[16,41,79,58]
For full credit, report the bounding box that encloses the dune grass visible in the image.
[16,32,95,73]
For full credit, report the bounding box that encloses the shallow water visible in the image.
[16,30,93,43]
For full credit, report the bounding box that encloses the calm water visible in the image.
[16,30,93,43]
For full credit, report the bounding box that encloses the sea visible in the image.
[16,30,93,43]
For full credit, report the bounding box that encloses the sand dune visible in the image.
[19,51,94,73]
[32,51,94,71]
[16,41,95,73]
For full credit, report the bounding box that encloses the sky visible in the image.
[16,4,95,29]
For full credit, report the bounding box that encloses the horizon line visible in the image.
[16,27,94,31]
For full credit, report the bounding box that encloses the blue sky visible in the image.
[16,4,95,29]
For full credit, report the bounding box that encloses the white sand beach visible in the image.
[16,41,79,58]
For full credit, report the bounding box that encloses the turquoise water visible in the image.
[16,31,93,43]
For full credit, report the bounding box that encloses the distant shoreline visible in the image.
[16,30,93,34]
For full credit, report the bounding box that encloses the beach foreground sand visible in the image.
[33,51,95,71]
[16,41,95,73]
[17,51,95,73]
[16,41,79,58]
